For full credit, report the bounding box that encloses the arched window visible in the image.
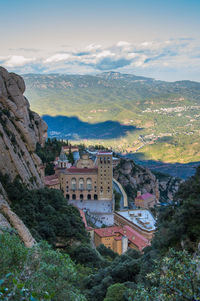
[66,194,70,200]
[72,194,76,200]
[107,157,110,164]
[87,194,91,200]
[71,178,76,190]
[94,194,98,200]
[79,178,84,190]
[86,178,92,190]
[80,194,84,200]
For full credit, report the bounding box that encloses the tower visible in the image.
[57,150,69,169]
[97,151,113,200]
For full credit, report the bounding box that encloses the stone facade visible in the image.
[58,151,113,202]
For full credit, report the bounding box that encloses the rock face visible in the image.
[0,193,36,247]
[114,158,181,204]
[0,67,47,188]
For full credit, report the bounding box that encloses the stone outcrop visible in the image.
[0,67,47,246]
[114,158,181,204]
[0,67,47,188]
[0,193,36,247]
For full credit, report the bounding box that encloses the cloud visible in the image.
[1,38,200,81]
[0,55,36,67]
[44,53,71,63]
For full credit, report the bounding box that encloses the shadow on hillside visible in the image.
[43,115,142,140]
[124,152,200,179]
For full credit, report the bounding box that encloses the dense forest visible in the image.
[0,164,200,300]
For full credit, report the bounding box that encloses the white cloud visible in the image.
[44,53,71,63]
[1,55,36,67]
[86,44,102,51]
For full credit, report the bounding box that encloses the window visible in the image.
[104,157,106,164]
[94,194,98,200]
[80,194,84,200]
[71,178,76,190]
[107,157,110,164]
[72,194,76,200]
[87,178,92,190]
[87,194,91,200]
[79,178,84,190]
[100,157,103,164]
[66,194,70,200]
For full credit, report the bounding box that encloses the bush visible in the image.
[0,231,87,301]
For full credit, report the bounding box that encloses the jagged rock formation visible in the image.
[114,158,181,204]
[155,172,183,202]
[0,67,47,246]
[0,67,47,188]
[0,193,36,247]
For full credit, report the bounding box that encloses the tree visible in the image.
[104,283,126,301]
[0,231,87,301]
[127,249,200,301]
[0,174,89,246]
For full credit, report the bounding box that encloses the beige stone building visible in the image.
[45,150,114,226]
[94,225,150,255]
[58,151,113,202]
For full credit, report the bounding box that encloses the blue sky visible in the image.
[0,0,200,81]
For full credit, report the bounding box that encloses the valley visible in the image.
[23,71,200,177]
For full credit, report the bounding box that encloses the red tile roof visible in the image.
[94,225,150,251]
[45,174,59,186]
[94,226,121,237]
[136,193,154,200]
[123,225,150,251]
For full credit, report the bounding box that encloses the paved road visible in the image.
[113,178,128,210]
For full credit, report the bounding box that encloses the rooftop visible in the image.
[94,225,150,251]
[116,209,156,232]
[94,226,121,237]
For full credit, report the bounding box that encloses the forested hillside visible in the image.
[1,163,200,300]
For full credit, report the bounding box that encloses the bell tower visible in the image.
[97,151,113,200]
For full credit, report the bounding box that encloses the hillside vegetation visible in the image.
[24,71,200,164]
[2,164,200,300]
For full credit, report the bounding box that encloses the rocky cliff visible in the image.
[0,67,47,246]
[0,67,47,188]
[114,158,182,205]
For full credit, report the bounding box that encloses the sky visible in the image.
[0,0,200,81]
